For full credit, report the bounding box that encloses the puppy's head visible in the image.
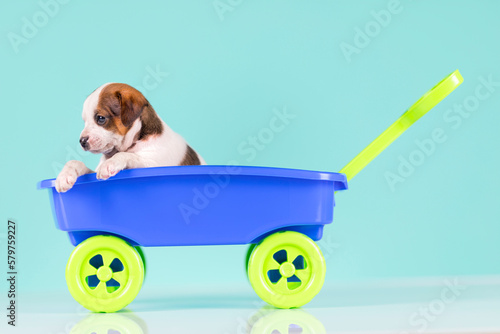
[80,83,149,154]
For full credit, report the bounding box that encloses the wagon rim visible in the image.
[247,231,326,308]
[66,235,144,312]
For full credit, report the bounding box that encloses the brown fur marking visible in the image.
[95,83,163,140]
[180,145,201,165]
[137,104,163,140]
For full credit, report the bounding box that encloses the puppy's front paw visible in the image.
[55,170,78,193]
[96,158,125,180]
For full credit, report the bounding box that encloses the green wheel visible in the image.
[245,243,257,276]
[247,231,326,309]
[66,235,145,313]
[134,246,146,278]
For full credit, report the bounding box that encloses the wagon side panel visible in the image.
[53,174,337,246]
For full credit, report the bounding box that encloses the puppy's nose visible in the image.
[79,136,89,149]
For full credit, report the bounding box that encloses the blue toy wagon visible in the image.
[38,71,463,312]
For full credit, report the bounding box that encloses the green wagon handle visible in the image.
[339,69,464,182]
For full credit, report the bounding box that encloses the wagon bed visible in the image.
[39,165,348,247]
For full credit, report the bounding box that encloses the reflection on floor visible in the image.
[70,308,325,334]
[71,312,148,334]
[4,276,500,334]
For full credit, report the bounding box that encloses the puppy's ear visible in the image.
[115,89,147,127]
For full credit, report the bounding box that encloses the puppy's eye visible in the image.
[96,115,106,125]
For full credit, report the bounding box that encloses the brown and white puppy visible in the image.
[55,83,205,192]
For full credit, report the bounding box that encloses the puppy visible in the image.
[55,83,205,193]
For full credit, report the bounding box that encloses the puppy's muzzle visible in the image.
[80,136,89,150]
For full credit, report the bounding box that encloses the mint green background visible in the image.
[0,0,499,295]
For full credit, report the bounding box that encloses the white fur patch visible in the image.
[80,82,127,154]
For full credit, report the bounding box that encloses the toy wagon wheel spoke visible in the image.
[112,271,127,285]
[281,246,302,265]
[273,276,289,294]
[99,250,117,268]
[93,281,109,298]
[294,266,312,283]
[267,260,281,271]
[81,262,97,278]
